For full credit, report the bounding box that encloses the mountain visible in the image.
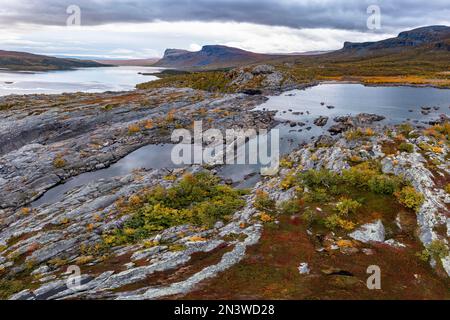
[153,45,286,69]
[341,25,450,54]
[0,50,108,71]
[94,58,160,66]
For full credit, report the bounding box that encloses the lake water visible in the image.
[0,66,164,96]
[31,83,450,207]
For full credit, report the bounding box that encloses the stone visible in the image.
[384,239,406,248]
[313,116,329,127]
[349,220,385,243]
[298,262,310,274]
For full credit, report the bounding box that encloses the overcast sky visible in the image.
[0,0,449,59]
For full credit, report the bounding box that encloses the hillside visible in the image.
[341,25,450,54]
[0,50,108,71]
[94,58,160,66]
[153,45,286,70]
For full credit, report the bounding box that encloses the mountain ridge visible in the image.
[341,25,450,53]
[0,50,108,71]
[153,45,288,69]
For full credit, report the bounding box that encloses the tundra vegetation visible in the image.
[102,172,247,246]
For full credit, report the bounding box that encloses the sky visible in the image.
[0,0,449,59]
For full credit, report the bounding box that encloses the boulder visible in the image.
[313,116,329,127]
[349,220,385,243]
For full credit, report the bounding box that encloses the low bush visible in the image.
[417,240,449,262]
[104,172,246,246]
[127,123,141,134]
[52,155,66,168]
[254,190,276,214]
[368,175,401,195]
[0,279,26,299]
[395,186,424,212]
[323,214,355,231]
[398,142,414,153]
[445,184,450,194]
[335,198,361,216]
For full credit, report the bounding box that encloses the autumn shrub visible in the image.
[104,172,245,246]
[297,169,341,189]
[280,171,296,190]
[301,208,318,227]
[335,198,361,216]
[398,142,414,153]
[395,186,424,212]
[344,128,375,140]
[279,158,294,169]
[398,123,414,137]
[303,187,330,203]
[368,175,401,195]
[254,190,276,214]
[52,155,66,168]
[323,214,355,231]
[127,123,141,134]
[279,199,302,216]
[417,240,449,262]
[445,184,450,194]
[0,279,26,299]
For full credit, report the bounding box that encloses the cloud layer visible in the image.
[1,0,449,32]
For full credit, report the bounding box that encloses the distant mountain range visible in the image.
[153,25,450,69]
[340,25,450,54]
[0,50,107,71]
[153,45,291,69]
[94,58,160,66]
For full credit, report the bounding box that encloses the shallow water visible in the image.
[32,144,178,207]
[0,66,163,96]
[32,83,450,207]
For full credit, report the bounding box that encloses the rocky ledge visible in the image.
[0,87,276,211]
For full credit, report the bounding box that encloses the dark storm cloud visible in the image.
[1,0,449,31]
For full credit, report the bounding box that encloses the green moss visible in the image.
[0,279,26,299]
[417,240,449,262]
[253,190,277,214]
[137,71,235,93]
[399,142,414,153]
[335,198,361,216]
[368,175,401,195]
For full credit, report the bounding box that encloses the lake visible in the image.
[31,83,450,207]
[0,66,164,96]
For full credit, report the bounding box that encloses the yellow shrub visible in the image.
[128,124,141,134]
[188,236,207,242]
[431,146,443,153]
[280,171,296,190]
[143,119,154,129]
[166,110,175,122]
[123,228,136,236]
[259,212,274,223]
[337,240,355,248]
[128,195,142,207]
[445,184,450,194]
[76,255,94,265]
[53,156,66,168]
[395,186,424,212]
[280,158,294,169]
